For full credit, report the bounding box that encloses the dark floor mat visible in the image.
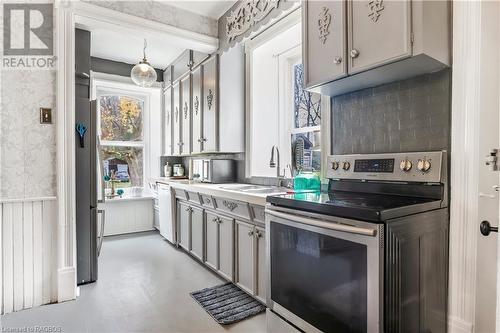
[190,282,266,325]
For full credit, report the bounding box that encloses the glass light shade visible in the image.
[131,61,157,87]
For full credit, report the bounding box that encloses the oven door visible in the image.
[265,207,383,333]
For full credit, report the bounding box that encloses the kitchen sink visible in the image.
[219,184,288,194]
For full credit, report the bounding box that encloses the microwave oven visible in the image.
[192,159,235,183]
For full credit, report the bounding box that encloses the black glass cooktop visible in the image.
[266,191,441,222]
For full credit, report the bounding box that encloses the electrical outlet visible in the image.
[40,108,52,124]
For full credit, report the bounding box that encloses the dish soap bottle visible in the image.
[294,169,321,192]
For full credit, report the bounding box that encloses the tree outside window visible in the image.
[98,94,145,188]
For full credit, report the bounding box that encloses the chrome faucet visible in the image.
[269,145,285,186]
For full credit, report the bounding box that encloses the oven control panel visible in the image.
[327,151,446,183]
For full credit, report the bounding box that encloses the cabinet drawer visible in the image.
[200,194,215,209]
[250,205,265,224]
[174,188,188,200]
[186,191,201,205]
[214,197,250,220]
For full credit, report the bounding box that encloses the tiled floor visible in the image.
[0,231,266,333]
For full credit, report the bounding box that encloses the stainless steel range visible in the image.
[265,151,448,333]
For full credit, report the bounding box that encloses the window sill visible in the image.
[104,194,154,203]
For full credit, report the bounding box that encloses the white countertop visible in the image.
[152,177,289,206]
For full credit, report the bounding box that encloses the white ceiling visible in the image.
[162,0,236,19]
[91,27,185,69]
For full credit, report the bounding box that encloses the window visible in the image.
[289,63,321,172]
[97,89,147,189]
[246,10,322,178]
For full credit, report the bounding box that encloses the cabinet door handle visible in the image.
[333,56,342,64]
[212,217,218,223]
[350,49,360,58]
[255,231,262,238]
[248,230,254,237]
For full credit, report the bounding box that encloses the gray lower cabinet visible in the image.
[235,220,267,301]
[205,211,218,270]
[178,201,190,251]
[205,211,234,281]
[255,226,266,302]
[235,220,255,294]
[190,206,204,261]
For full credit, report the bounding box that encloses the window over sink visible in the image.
[245,9,322,179]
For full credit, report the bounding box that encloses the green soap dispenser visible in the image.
[294,169,321,191]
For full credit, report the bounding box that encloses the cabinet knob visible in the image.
[255,231,262,238]
[333,56,342,64]
[248,230,254,237]
[350,49,360,58]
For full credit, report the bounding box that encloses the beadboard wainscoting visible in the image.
[0,198,57,315]
[101,198,154,236]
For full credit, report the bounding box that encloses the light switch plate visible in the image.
[40,108,52,124]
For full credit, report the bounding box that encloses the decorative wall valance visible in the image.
[218,0,297,53]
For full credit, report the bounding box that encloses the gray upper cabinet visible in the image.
[202,56,219,152]
[304,0,451,96]
[303,0,347,88]
[181,75,191,155]
[172,50,191,83]
[191,50,209,70]
[163,86,173,156]
[347,0,411,74]
[191,66,202,154]
[172,82,182,155]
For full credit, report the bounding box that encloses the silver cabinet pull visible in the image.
[350,49,360,58]
[334,56,342,64]
[266,209,377,237]
[248,230,254,237]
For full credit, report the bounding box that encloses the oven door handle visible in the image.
[266,209,377,237]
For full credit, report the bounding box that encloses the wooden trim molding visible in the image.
[448,1,483,332]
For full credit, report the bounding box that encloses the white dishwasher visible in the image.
[158,183,175,244]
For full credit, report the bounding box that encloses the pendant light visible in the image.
[131,39,157,87]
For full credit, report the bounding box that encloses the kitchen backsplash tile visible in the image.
[331,69,451,154]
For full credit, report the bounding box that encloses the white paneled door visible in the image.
[0,198,57,314]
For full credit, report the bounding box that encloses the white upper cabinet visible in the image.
[202,56,219,153]
[303,0,347,88]
[348,0,411,74]
[191,66,202,154]
[304,0,451,96]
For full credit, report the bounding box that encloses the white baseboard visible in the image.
[448,316,473,333]
[57,266,76,302]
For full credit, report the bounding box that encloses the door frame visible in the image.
[54,1,218,302]
[449,1,500,332]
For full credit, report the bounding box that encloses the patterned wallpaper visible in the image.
[0,1,217,200]
[0,71,57,199]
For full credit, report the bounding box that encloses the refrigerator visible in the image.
[75,28,104,285]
